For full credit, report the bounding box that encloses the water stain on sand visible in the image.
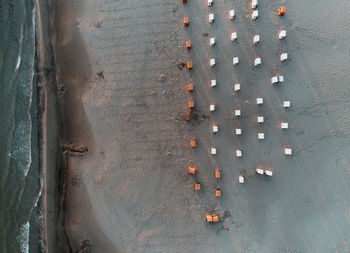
[54,0,102,251]
[55,0,94,150]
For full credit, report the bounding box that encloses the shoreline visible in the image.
[35,0,63,252]
[36,0,81,251]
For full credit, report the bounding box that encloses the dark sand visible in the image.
[35,0,60,252]
[47,0,350,252]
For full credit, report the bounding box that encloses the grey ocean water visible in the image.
[0,0,41,252]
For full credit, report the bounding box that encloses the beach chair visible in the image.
[186,61,192,69]
[210,79,217,88]
[256,97,263,105]
[211,148,217,155]
[233,57,239,65]
[209,13,215,23]
[254,57,261,66]
[279,30,287,39]
[229,10,235,20]
[188,166,196,174]
[187,83,194,92]
[239,175,245,183]
[183,16,189,27]
[206,214,213,222]
[236,149,242,157]
[212,125,219,133]
[188,100,194,108]
[234,83,240,91]
[283,100,290,108]
[256,168,264,175]
[208,0,213,6]
[215,188,221,197]
[252,0,258,9]
[231,32,237,41]
[210,37,216,46]
[271,75,284,84]
[278,6,286,16]
[210,104,216,111]
[210,58,216,67]
[206,213,219,222]
[281,122,288,129]
[194,182,200,190]
[271,76,279,84]
[280,53,288,61]
[284,147,292,155]
[185,40,191,50]
[214,169,221,178]
[258,132,265,140]
[184,111,191,121]
[253,34,260,44]
[252,10,259,20]
[235,109,241,117]
[235,128,242,136]
[264,169,273,176]
[257,116,264,123]
[190,139,197,147]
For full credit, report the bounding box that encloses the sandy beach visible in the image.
[40,0,350,252]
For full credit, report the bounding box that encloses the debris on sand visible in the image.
[184,107,208,125]
[93,21,103,28]
[177,62,186,69]
[63,143,88,155]
[96,71,104,80]
[158,74,166,80]
[77,239,91,253]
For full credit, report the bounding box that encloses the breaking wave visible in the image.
[17,222,30,253]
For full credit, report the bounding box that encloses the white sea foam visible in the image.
[32,5,36,34]
[8,120,32,177]
[9,7,36,177]
[17,222,30,253]
[15,55,21,70]
[34,181,43,207]
[15,26,24,71]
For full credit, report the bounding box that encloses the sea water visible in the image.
[0,0,41,252]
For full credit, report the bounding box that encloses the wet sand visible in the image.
[49,0,350,252]
[36,0,60,252]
